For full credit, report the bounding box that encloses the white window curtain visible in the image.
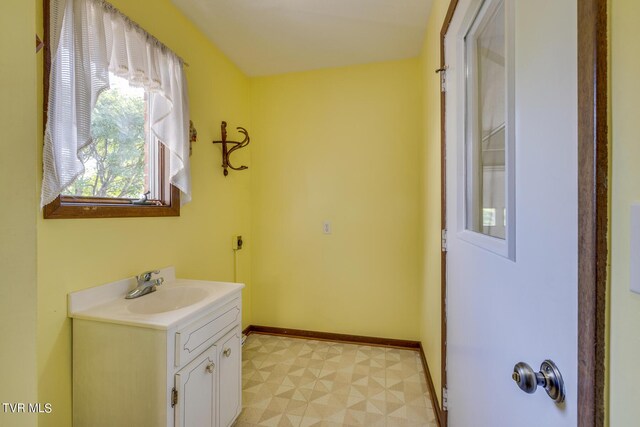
[42,0,191,207]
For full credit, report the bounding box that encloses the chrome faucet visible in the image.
[125,270,165,299]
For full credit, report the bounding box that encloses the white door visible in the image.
[444,0,578,425]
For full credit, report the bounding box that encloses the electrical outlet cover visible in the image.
[323,221,332,235]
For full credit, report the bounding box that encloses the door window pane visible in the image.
[465,0,507,239]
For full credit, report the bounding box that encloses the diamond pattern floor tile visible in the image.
[234,334,437,427]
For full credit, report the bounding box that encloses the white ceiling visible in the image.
[171,0,433,76]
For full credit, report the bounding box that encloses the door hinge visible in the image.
[441,229,448,252]
[436,66,448,93]
[171,387,178,408]
[442,387,449,411]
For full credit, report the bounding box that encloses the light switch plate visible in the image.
[631,204,640,294]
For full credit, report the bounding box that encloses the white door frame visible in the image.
[436,1,608,426]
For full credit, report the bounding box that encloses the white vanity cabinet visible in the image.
[69,269,243,427]
[175,344,218,427]
[217,329,242,426]
[174,328,242,427]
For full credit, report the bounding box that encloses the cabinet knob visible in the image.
[223,348,232,358]
[205,362,215,374]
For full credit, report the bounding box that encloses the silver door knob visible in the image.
[512,360,565,403]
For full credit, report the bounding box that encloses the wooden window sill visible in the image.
[43,186,180,219]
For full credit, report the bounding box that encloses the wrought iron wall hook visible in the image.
[212,121,250,176]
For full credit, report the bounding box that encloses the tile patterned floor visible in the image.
[234,333,437,427]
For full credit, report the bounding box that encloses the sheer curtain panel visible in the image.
[42,0,191,207]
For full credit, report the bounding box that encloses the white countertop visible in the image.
[68,267,244,330]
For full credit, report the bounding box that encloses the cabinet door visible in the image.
[218,328,241,427]
[174,345,217,427]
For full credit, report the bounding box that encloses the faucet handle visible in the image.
[137,270,160,282]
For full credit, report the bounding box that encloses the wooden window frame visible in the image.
[42,0,180,219]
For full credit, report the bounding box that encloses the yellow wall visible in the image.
[36,1,252,426]
[249,60,423,340]
[31,1,446,425]
[0,1,38,426]
[609,0,640,424]
[418,0,449,408]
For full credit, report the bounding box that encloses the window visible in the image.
[482,208,497,227]
[42,0,190,219]
[61,73,167,200]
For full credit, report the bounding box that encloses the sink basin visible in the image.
[68,267,245,329]
[127,286,209,314]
